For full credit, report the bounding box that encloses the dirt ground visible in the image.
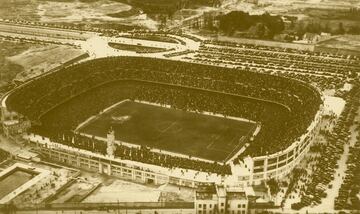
[51,176,101,203]
[0,0,159,30]
[83,177,195,203]
[7,44,85,81]
[83,178,162,203]
[224,0,360,19]
[0,40,35,87]
[317,35,360,53]
[37,0,131,23]
[0,0,129,22]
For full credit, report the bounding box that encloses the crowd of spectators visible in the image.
[49,130,231,175]
[33,80,285,175]
[291,84,360,210]
[7,56,321,171]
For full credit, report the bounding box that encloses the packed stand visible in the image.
[47,130,231,175]
[7,57,321,159]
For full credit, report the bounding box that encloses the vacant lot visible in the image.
[7,44,85,81]
[316,35,360,55]
[0,40,34,88]
[0,0,158,29]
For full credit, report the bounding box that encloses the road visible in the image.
[4,209,194,214]
[303,106,360,213]
[0,22,93,41]
[0,22,201,60]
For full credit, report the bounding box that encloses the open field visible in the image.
[0,0,40,21]
[225,0,360,21]
[83,178,161,203]
[0,0,158,30]
[0,40,85,88]
[37,0,132,23]
[0,40,33,88]
[83,177,194,203]
[0,0,130,22]
[79,100,256,162]
[49,171,194,203]
[7,44,85,81]
[50,177,101,203]
[316,35,360,55]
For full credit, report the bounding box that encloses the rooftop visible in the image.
[196,184,217,194]
[227,191,247,200]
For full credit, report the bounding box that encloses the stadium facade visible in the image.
[0,56,324,188]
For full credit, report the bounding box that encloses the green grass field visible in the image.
[79,101,256,162]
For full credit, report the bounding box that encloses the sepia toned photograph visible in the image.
[0,0,359,213]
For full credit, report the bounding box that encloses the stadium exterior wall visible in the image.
[27,134,224,188]
[240,105,323,185]
[26,102,323,188]
[1,55,324,187]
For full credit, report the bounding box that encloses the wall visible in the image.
[249,106,323,184]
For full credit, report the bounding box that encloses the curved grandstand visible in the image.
[5,56,322,176]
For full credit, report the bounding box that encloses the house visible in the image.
[195,183,249,214]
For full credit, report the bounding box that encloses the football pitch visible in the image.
[78,101,256,162]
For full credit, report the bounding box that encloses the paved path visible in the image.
[302,107,360,213]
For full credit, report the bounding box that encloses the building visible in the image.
[195,184,248,214]
[1,97,31,137]
[2,119,31,137]
[2,90,324,189]
[227,190,248,214]
[22,104,322,189]
[237,107,323,185]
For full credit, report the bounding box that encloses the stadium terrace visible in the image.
[3,56,323,185]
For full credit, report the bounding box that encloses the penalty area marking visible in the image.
[155,120,179,139]
[206,135,233,153]
[75,99,131,132]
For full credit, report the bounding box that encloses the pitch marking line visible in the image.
[206,134,233,153]
[224,123,258,163]
[156,120,178,139]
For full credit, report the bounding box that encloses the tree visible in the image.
[267,178,280,195]
[347,25,360,34]
[218,11,284,38]
[324,22,331,33]
[248,23,271,39]
[335,22,345,35]
[295,22,306,38]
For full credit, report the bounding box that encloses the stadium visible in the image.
[1,56,324,187]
